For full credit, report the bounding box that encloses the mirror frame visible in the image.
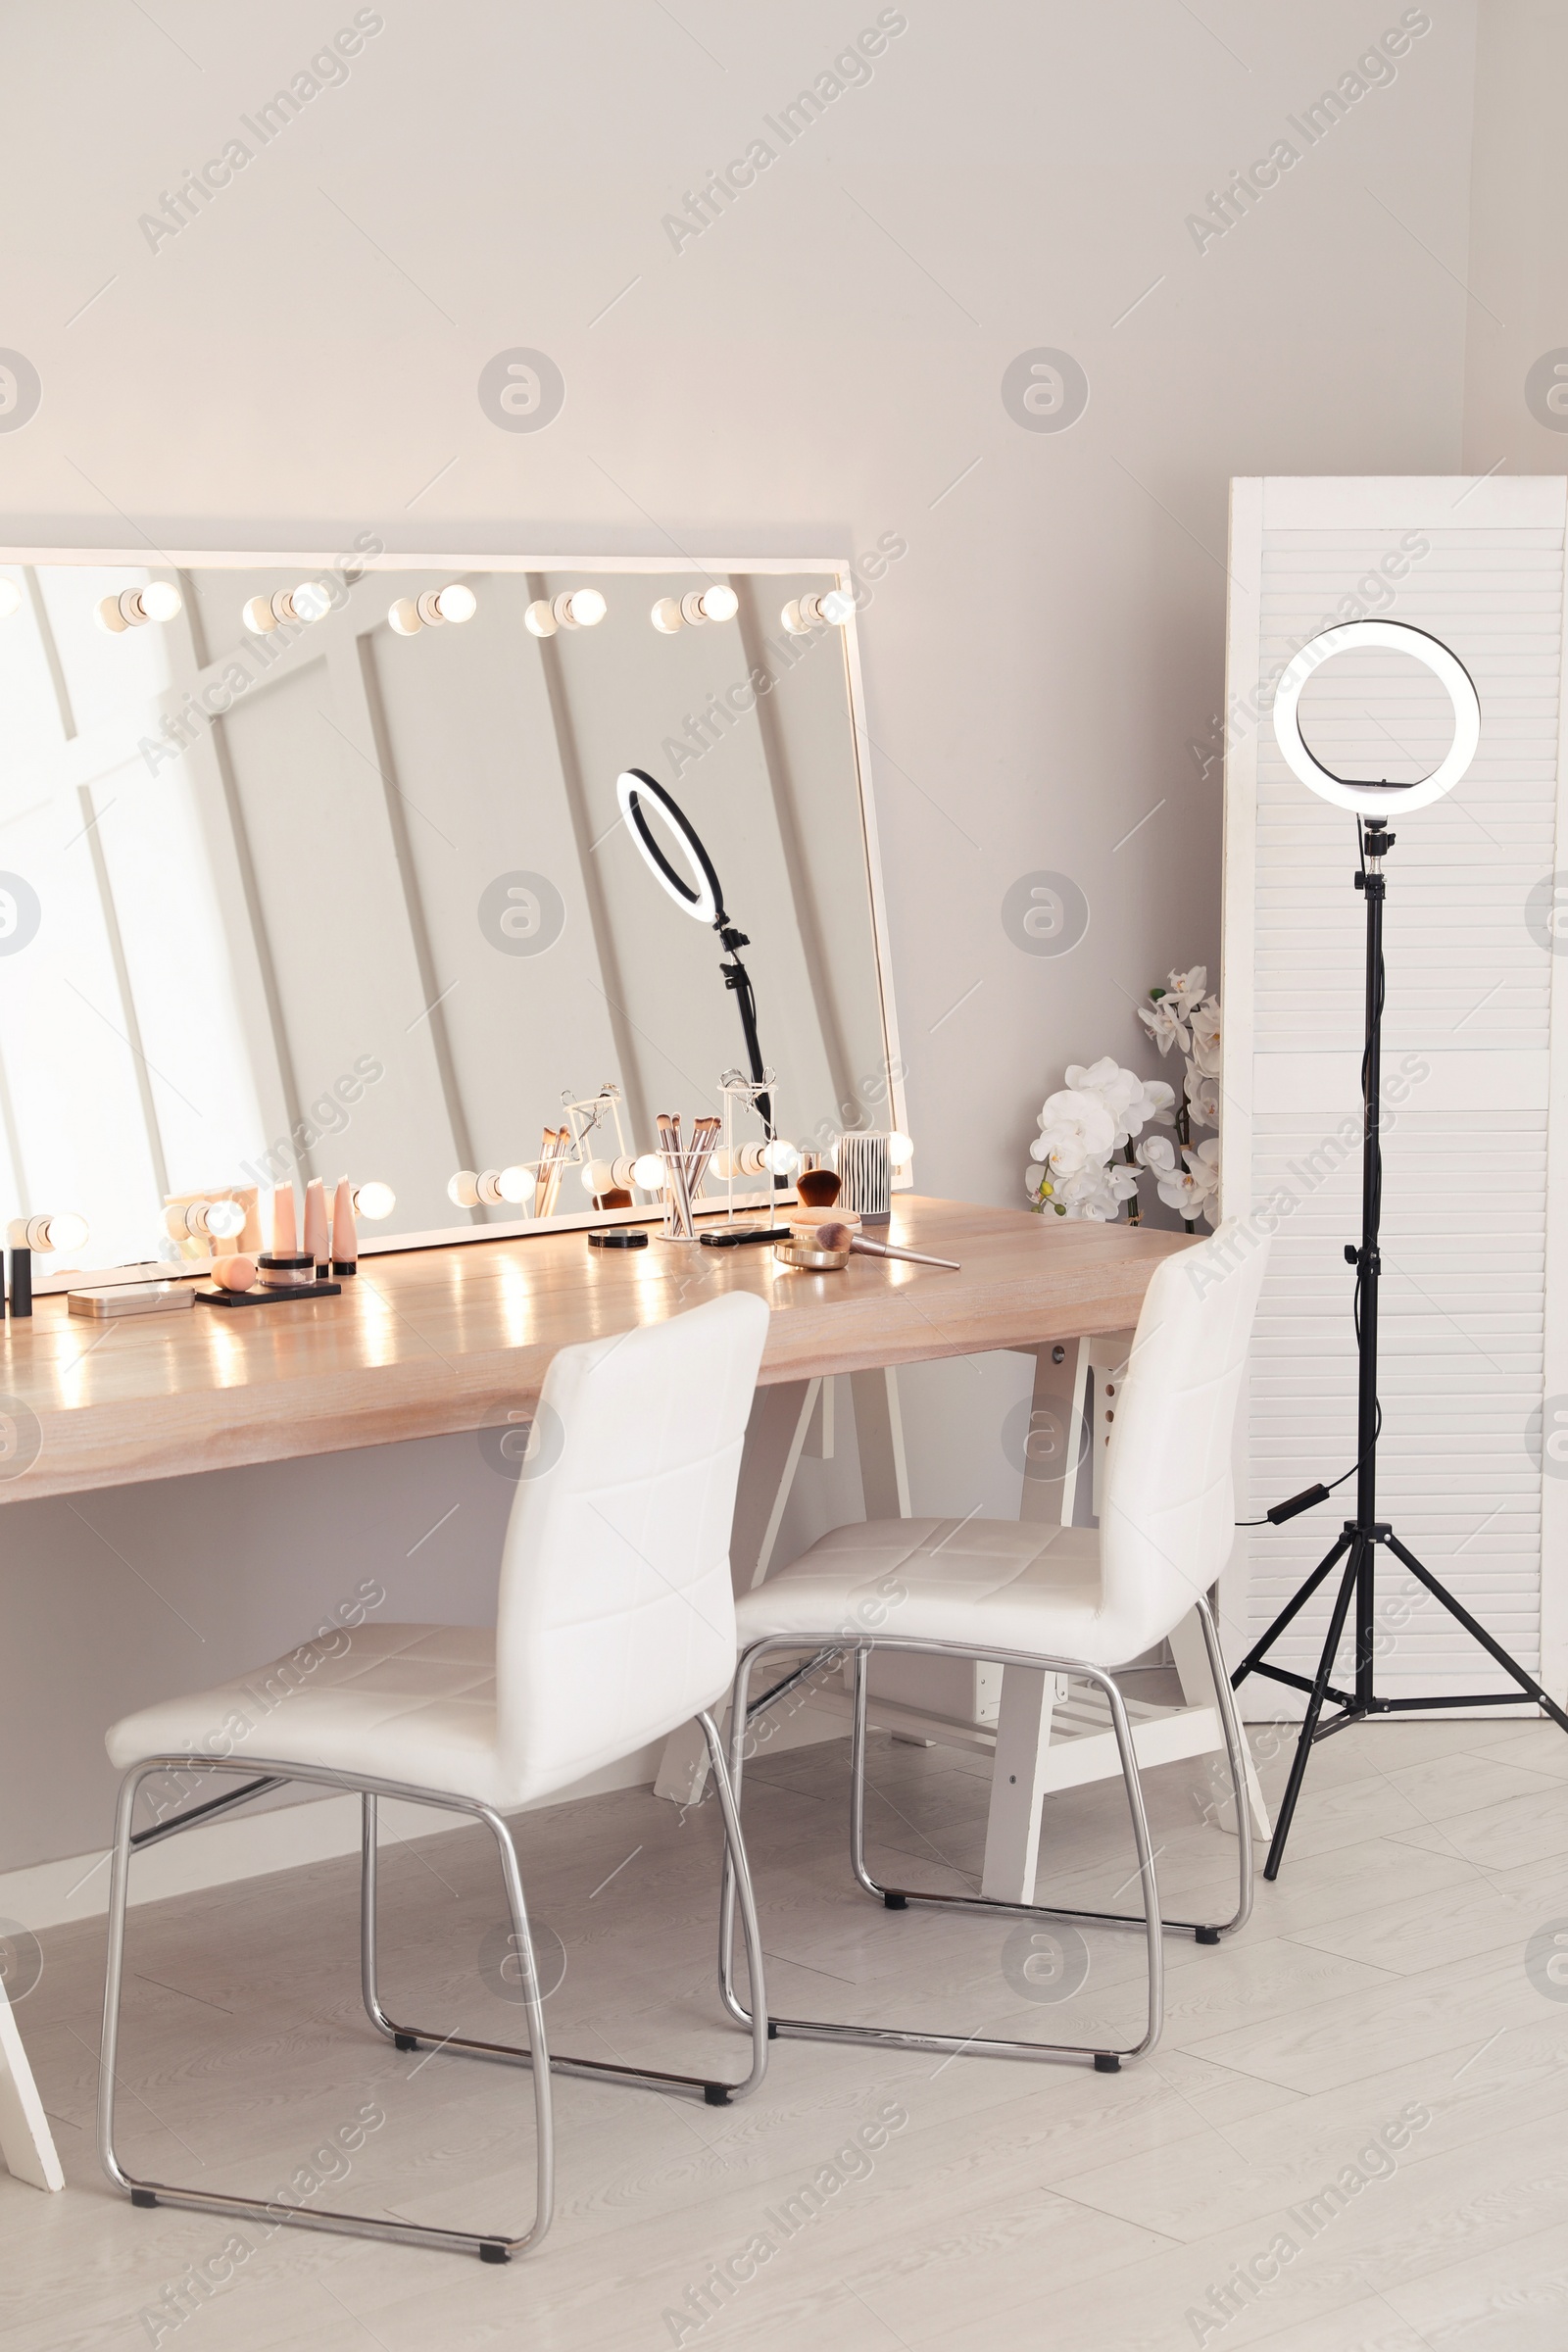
[1,546,910,1264]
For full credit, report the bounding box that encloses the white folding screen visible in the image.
[1221,477,1568,1711]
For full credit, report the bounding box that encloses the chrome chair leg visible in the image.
[1195,1593,1254,1936]
[100,1757,550,2261]
[361,1791,397,2038]
[721,1630,1221,2069]
[360,1713,767,2107]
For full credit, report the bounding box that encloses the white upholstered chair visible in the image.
[721,1222,1268,2072]
[99,1291,773,2263]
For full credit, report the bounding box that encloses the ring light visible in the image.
[1271,619,1480,816]
[615,768,722,923]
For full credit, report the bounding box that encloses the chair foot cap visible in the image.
[1094,2053,1121,2073]
[1196,1926,1222,1945]
[884,1892,908,1910]
[394,2034,418,2051]
[704,2083,733,2105]
[130,2188,158,2208]
[479,2242,510,2265]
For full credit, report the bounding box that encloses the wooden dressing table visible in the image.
[0,1198,1255,2196]
[0,1199,1172,1497]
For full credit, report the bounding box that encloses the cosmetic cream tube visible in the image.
[303,1179,329,1273]
[271,1185,298,1256]
[331,1178,358,1276]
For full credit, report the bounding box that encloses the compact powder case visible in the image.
[68,1282,195,1318]
[258,1252,317,1289]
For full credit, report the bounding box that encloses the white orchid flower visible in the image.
[1136,1133,1178,1177]
[1154,1138,1220,1223]
[1066,1058,1175,1146]
[1138,997,1189,1057]
[1128,1074,1176,1135]
[1189,997,1222,1077]
[1054,1163,1125,1221]
[1164,965,1207,1017]
[1034,1087,1115,1175]
[1065,1056,1140,1141]
[1185,1062,1220,1127]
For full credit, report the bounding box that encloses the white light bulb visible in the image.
[141,580,182,624]
[291,581,333,623]
[700,584,739,622]
[204,1198,247,1239]
[242,594,277,635]
[12,1210,90,1253]
[353,1181,395,1221]
[497,1164,535,1204]
[548,587,603,631]
[448,1171,481,1207]
[388,597,421,635]
[887,1131,914,1170]
[524,599,557,638]
[783,589,856,635]
[760,1139,801,1176]
[631,1152,665,1191]
[98,584,182,632]
[434,583,476,623]
[0,577,21,622]
[651,596,684,634]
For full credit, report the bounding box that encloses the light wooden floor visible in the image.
[5,1705,1568,2352]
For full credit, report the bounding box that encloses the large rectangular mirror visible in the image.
[0,551,907,1281]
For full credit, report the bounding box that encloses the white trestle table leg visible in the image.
[0,1975,64,2192]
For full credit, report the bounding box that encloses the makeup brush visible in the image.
[796,1167,842,1207]
[686,1115,721,1202]
[657,1114,690,1227]
[815,1221,958,1271]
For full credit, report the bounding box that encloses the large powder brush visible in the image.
[816,1221,958,1270]
[795,1167,842,1207]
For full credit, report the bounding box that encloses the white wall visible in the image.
[0,0,1507,1873]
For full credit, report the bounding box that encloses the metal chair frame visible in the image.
[100,1711,766,2263]
[719,1599,1251,2072]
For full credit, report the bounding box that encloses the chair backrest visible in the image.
[1098,1220,1270,1661]
[494,1290,770,1803]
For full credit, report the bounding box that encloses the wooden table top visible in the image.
[0,1199,1191,1502]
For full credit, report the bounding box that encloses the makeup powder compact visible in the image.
[258,1252,318,1290]
[68,1282,196,1318]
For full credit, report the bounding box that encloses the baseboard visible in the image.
[0,1741,666,1933]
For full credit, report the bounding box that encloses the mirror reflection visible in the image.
[0,557,901,1279]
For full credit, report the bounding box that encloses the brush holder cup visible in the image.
[834,1133,892,1225]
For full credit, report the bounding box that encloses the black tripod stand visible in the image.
[1232,818,1568,1879]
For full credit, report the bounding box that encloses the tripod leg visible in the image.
[1263,1541,1365,1882]
[1385,1536,1568,1735]
[1231,1529,1354,1690]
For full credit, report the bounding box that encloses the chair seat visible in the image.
[104,1624,526,1808]
[735,1518,1133,1667]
